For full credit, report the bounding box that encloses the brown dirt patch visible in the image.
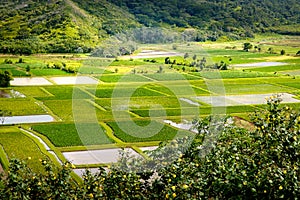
[233,116,256,131]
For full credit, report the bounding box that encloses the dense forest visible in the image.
[110,0,300,30]
[0,0,299,54]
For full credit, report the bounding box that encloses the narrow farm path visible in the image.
[34,99,61,121]
[86,99,107,111]
[99,122,126,145]
[19,128,64,165]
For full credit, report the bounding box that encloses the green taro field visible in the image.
[1,35,300,169]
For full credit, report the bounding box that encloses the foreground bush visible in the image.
[0,96,299,199]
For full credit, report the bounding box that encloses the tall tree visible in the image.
[0,70,13,87]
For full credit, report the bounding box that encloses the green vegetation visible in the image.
[90,85,166,99]
[243,42,253,51]
[144,73,199,81]
[41,100,73,121]
[0,0,300,198]
[37,86,91,100]
[250,65,300,72]
[0,99,299,199]
[32,123,113,147]
[107,120,192,142]
[131,105,257,118]
[0,55,84,77]
[0,33,299,199]
[15,87,52,98]
[224,83,289,95]
[0,70,13,87]
[110,0,300,39]
[1,0,300,54]
[0,127,48,172]
[0,0,140,54]
[193,70,278,79]
[0,99,45,116]
[30,69,69,76]
[42,99,96,122]
[98,74,151,83]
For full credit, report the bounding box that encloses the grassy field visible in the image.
[88,85,167,99]
[0,54,85,76]
[144,73,201,81]
[249,64,300,72]
[131,105,258,118]
[14,87,52,97]
[42,99,105,122]
[192,70,278,79]
[97,74,152,83]
[0,127,49,172]
[107,120,193,142]
[32,123,113,147]
[31,69,70,76]
[0,98,46,115]
[37,86,92,100]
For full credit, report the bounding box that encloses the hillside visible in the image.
[109,0,300,35]
[0,0,140,54]
[0,0,299,54]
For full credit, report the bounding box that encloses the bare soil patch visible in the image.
[193,93,300,106]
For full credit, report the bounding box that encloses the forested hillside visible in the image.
[0,0,140,54]
[0,0,299,54]
[109,0,300,35]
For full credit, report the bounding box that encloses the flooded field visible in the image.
[50,76,98,85]
[164,120,197,133]
[63,148,140,165]
[10,76,99,86]
[1,115,55,125]
[0,89,25,98]
[11,77,53,86]
[193,93,300,106]
[232,62,288,68]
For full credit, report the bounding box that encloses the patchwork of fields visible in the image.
[1,37,300,170]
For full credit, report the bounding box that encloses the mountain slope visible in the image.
[0,0,140,54]
[0,0,299,54]
[108,0,300,34]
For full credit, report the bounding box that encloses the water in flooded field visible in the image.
[0,89,26,98]
[1,115,54,125]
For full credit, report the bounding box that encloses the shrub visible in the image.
[0,70,13,87]
[17,58,24,63]
[243,42,253,51]
[3,59,12,64]
[0,159,78,199]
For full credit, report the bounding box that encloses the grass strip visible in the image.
[0,145,9,171]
